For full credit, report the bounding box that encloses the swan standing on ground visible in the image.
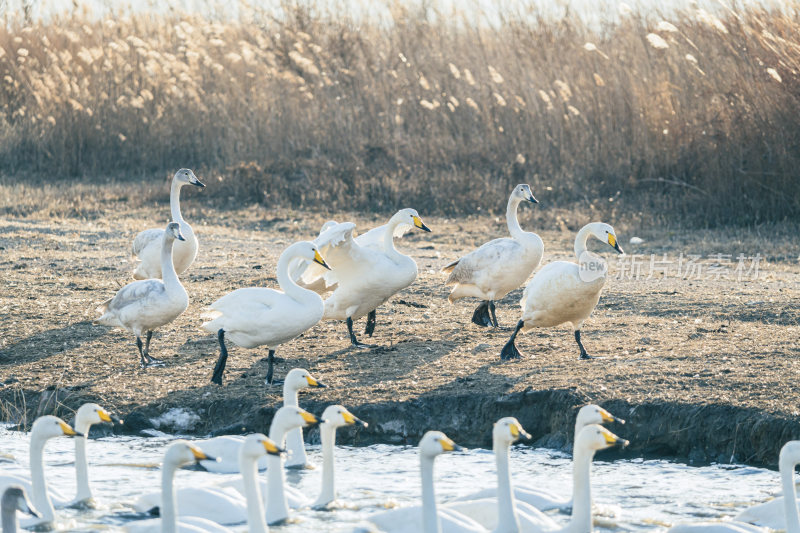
[195,368,326,473]
[295,209,431,348]
[454,404,623,511]
[71,403,117,506]
[368,431,486,533]
[125,441,242,533]
[500,222,623,361]
[202,241,330,385]
[0,416,81,528]
[2,486,39,533]
[313,405,368,508]
[441,184,542,328]
[132,168,205,280]
[95,222,189,368]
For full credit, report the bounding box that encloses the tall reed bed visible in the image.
[0,2,798,224]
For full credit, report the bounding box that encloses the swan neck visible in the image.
[169,178,184,223]
[74,422,92,501]
[315,423,336,506]
[566,445,594,533]
[277,248,316,302]
[506,196,525,241]
[161,235,181,288]
[781,457,800,533]
[266,424,290,524]
[574,225,593,260]
[160,460,178,533]
[241,453,268,533]
[420,455,441,533]
[1,493,18,533]
[29,434,55,523]
[494,436,520,533]
[383,218,404,261]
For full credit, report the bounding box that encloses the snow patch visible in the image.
[149,408,201,432]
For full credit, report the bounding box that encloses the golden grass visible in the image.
[1,2,799,224]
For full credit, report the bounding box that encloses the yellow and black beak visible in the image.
[305,375,327,388]
[189,445,216,463]
[600,427,629,448]
[98,409,113,423]
[262,438,286,457]
[313,249,332,270]
[412,215,432,233]
[608,234,624,254]
[300,410,322,426]
[342,410,369,428]
[59,421,82,437]
[510,423,532,441]
[440,437,463,453]
[599,408,624,425]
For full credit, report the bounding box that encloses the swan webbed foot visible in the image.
[500,320,525,361]
[574,330,593,360]
[471,301,493,327]
[142,356,165,368]
[347,317,378,349]
[364,310,377,336]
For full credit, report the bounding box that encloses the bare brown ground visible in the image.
[1,189,799,463]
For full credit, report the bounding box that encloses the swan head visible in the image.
[288,241,331,271]
[575,405,624,430]
[419,431,463,458]
[779,441,800,472]
[272,406,323,432]
[575,424,628,453]
[31,415,83,440]
[284,368,327,392]
[164,441,216,469]
[1,486,39,517]
[165,221,186,242]
[511,184,538,204]
[394,208,431,233]
[320,405,368,429]
[587,222,624,254]
[493,417,531,444]
[75,403,119,430]
[174,168,205,188]
[241,433,285,459]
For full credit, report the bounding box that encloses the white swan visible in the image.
[313,404,368,508]
[295,208,431,347]
[195,368,326,473]
[501,222,623,361]
[96,222,189,368]
[445,424,629,533]
[454,404,623,511]
[441,184,542,328]
[368,431,487,533]
[0,416,81,528]
[2,486,39,533]
[132,168,205,280]
[202,241,330,385]
[125,441,236,533]
[71,403,117,506]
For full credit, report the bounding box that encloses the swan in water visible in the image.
[441,184,542,328]
[445,424,629,533]
[71,403,118,506]
[132,168,205,280]
[196,368,326,472]
[202,241,330,385]
[500,222,623,361]
[368,431,487,533]
[1,486,39,533]
[728,441,800,531]
[454,404,623,511]
[0,416,81,528]
[96,222,189,368]
[293,208,431,347]
[312,404,368,508]
[125,440,270,533]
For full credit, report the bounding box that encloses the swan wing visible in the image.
[132,228,163,257]
[292,222,358,290]
[452,486,570,511]
[444,498,559,531]
[105,280,167,313]
[355,222,412,250]
[368,505,487,533]
[734,497,788,530]
[133,486,247,526]
[0,474,70,507]
[125,517,230,533]
[668,522,768,533]
[444,238,525,286]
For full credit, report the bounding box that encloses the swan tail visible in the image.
[201,309,224,333]
[94,300,120,326]
[440,259,459,274]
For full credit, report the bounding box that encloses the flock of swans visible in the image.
[92,171,625,384]
[1,397,799,533]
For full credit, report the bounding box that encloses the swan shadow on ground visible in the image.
[0,321,110,366]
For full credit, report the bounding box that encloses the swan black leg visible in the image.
[575,330,593,360]
[265,350,284,386]
[211,329,229,385]
[136,336,147,368]
[142,330,164,367]
[488,301,499,328]
[500,320,525,360]
[364,310,377,337]
[471,301,493,327]
[348,317,377,348]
